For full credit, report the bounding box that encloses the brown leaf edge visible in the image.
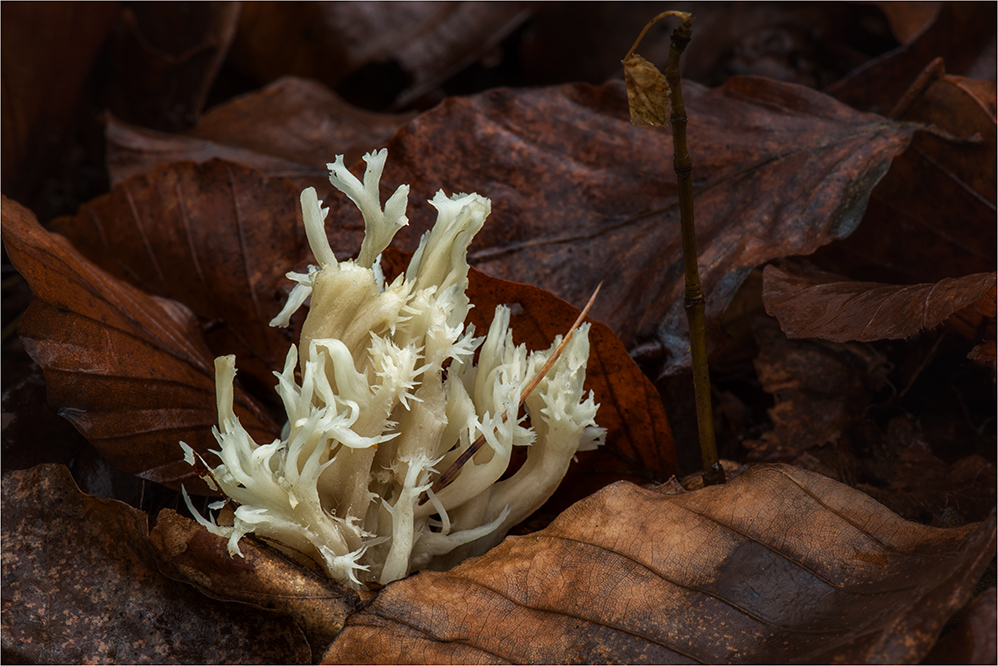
[763,261,997,343]
[323,463,997,664]
[1,195,277,489]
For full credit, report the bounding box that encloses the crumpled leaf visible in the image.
[817,71,996,284]
[1,195,277,488]
[622,53,671,127]
[344,78,915,372]
[762,261,997,342]
[744,314,889,468]
[150,509,364,663]
[230,2,532,108]
[106,76,413,192]
[322,464,997,664]
[1,464,309,664]
[746,314,995,526]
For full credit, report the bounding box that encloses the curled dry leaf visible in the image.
[622,53,671,127]
[818,71,996,285]
[106,76,413,192]
[1,464,310,664]
[762,261,997,342]
[1,195,277,489]
[151,509,364,662]
[359,78,915,371]
[323,464,997,664]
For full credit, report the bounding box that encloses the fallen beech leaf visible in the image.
[230,2,531,108]
[817,72,996,284]
[106,76,413,191]
[1,464,309,664]
[1,195,277,488]
[762,261,997,342]
[357,78,915,371]
[49,160,304,396]
[151,509,364,662]
[322,464,997,664]
[104,3,239,131]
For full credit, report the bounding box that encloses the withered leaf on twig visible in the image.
[622,53,671,127]
[323,464,997,664]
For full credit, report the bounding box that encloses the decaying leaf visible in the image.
[151,509,364,662]
[827,3,996,114]
[460,259,677,506]
[1,464,309,664]
[762,261,997,342]
[622,53,671,127]
[1,195,278,489]
[322,464,996,664]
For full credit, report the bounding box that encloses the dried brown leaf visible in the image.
[1,464,309,664]
[763,261,997,342]
[322,464,997,664]
[622,53,671,127]
[1,195,277,489]
[1,2,119,200]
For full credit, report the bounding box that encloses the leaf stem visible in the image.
[662,15,725,487]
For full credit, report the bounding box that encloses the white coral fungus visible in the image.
[182,149,604,588]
